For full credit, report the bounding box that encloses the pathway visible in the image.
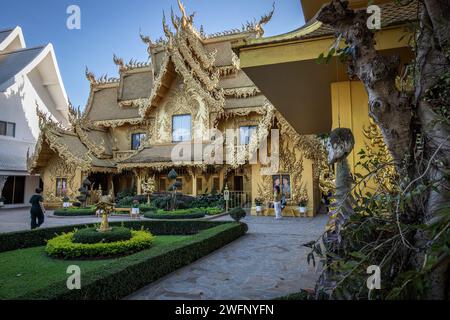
[128,215,328,300]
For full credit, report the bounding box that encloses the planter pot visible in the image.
[255,205,262,213]
[63,202,71,208]
[131,208,140,215]
[299,207,307,214]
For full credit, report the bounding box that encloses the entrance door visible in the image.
[233,176,243,191]
[2,176,25,204]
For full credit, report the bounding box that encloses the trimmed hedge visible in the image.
[46,230,154,259]
[12,222,247,299]
[53,207,96,217]
[144,212,205,219]
[143,207,223,219]
[72,227,132,244]
[0,220,233,253]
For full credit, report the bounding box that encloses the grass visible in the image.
[0,235,189,299]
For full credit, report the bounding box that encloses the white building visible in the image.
[0,26,69,207]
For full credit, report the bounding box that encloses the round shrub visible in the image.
[229,207,246,222]
[45,230,155,259]
[72,227,132,244]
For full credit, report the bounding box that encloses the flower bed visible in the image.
[46,230,154,259]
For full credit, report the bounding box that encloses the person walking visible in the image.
[273,185,282,220]
[29,188,45,230]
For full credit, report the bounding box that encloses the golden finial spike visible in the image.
[85,66,96,84]
[113,54,124,68]
[256,2,275,37]
[162,11,171,38]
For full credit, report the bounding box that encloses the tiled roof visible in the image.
[0,46,44,86]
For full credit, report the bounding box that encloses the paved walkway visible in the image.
[128,215,328,300]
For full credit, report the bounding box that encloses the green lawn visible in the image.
[0,235,189,299]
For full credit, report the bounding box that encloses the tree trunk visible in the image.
[317,0,450,299]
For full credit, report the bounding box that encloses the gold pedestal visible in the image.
[97,212,112,233]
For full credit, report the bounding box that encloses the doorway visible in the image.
[2,176,25,204]
[233,176,243,191]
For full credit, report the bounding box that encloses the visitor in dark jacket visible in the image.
[29,188,45,230]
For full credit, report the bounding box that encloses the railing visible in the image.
[227,191,252,209]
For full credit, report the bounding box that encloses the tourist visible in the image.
[273,185,282,220]
[29,188,45,230]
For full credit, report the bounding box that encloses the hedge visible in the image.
[144,212,205,220]
[143,207,223,219]
[53,207,96,217]
[0,220,233,253]
[46,230,154,259]
[13,222,247,299]
[72,227,132,244]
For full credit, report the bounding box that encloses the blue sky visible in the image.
[0,0,305,109]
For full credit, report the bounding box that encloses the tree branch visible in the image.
[317,0,412,167]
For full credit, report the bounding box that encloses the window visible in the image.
[0,121,15,137]
[56,178,68,197]
[172,114,192,142]
[272,174,291,199]
[239,126,257,145]
[131,133,147,150]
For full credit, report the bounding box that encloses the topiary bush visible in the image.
[229,207,246,222]
[72,227,132,244]
[45,230,155,259]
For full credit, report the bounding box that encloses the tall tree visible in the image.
[317,0,449,298]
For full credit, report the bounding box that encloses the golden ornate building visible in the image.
[28,2,325,216]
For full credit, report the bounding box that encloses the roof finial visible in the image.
[85,66,96,84]
[177,0,195,29]
[255,2,275,37]
[171,7,180,30]
[162,11,171,38]
[113,54,124,69]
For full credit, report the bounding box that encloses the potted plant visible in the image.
[0,196,5,207]
[298,197,308,217]
[62,196,71,208]
[131,199,140,215]
[254,198,263,214]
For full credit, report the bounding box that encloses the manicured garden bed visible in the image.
[0,220,247,300]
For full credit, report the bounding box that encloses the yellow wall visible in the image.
[331,81,370,171]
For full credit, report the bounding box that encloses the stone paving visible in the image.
[127,214,328,300]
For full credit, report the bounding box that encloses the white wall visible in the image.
[0,71,59,142]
